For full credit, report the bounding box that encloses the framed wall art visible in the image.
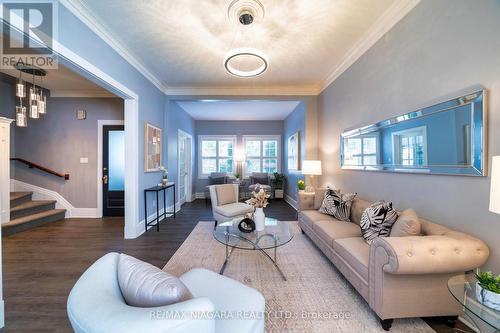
[287,131,300,171]
[144,122,162,172]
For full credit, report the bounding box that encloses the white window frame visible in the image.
[242,135,282,178]
[391,126,428,166]
[198,135,236,179]
[344,134,380,166]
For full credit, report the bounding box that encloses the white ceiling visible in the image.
[66,0,420,95]
[175,100,301,120]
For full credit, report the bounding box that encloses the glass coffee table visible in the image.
[213,217,293,280]
[448,274,500,332]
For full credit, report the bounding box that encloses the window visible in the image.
[243,136,281,177]
[343,135,378,166]
[198,136,235,178]
[392,127,427,167]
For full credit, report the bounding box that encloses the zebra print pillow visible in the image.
[319,189,357,222]
[360,201,399,244]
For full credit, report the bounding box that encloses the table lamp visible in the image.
[302,160,322,193]
[490,156,500,214]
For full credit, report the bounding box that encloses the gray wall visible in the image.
[194,120,284,193]
[283,102,306,201]
[13,97,123,208]
[318,0,500,271]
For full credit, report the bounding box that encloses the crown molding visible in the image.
[50,90,116,98]
[164,85,320,96]
[60,0,419,98]
[59,0,168,94]
[318,0,421,94]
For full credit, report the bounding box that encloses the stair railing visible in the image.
[10,158,70,180]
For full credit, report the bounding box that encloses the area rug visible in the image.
[163,221,434,333]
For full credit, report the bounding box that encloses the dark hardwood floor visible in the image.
[2,199,466,332]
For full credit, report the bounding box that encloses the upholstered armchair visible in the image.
[209,184,254,229]
[67,253,265,333]
[205,172,229,205]
[248,172,273,198]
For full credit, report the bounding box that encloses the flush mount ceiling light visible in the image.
[224,48,269,78]
[227,0,265,26]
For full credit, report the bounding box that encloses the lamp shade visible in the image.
[490,156,500,214]
[302,160,322,175]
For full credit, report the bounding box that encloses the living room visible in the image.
[0,0,499,332]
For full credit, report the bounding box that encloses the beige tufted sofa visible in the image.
[298,189,490,331]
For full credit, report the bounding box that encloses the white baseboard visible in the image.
[285,194,298,210]
[10,179,99,218]
[0,299,4,329]
[195,192,206,199]
[135,202,182,237]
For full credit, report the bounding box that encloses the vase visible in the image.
[476,282,500,311]
[254,208,265,231]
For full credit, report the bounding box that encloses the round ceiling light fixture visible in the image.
[227,0,264,26]
[224,48,269,78]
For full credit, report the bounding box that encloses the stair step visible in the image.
[10,200,57,220]
[10,192,33,208]
[2,209,66,236]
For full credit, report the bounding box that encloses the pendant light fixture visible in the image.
[225,0,269,78]
[16,104,27,127]
[29,72,39,119]
[38,75,46,115]
[16,71,26,98]
[13,63,48,127]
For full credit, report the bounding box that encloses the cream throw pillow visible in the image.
[390,208,422,237]
[215,185,235,206]
[118,253,193,307]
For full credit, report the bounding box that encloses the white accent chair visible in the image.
[67,253,265,333]
[209,184,254,229]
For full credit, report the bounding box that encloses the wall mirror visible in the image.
[340,89,486,176]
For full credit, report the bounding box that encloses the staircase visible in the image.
[2,192,66,236]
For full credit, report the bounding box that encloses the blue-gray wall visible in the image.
[283,102,306,201]
[194,120,284,193]
[12,97,123,207]
[165,100,196,205]
[56,3,166,221]
[318,0,500,271]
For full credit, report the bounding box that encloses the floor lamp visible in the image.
[490,156,500,215]
[302,160,322,193]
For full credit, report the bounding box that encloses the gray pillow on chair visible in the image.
[117,253,193,307]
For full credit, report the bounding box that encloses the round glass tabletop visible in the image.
[448,273,500,331]
[213,217,294,250]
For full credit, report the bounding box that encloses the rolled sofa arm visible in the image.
[297,192,315,211]
[370,234,490,275]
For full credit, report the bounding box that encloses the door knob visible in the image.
[102,175,108,184]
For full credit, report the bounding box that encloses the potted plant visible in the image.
[297,179,305,192]
[475,270,500,311]
[245,189,270,231]
[158,166,168,186]
[234,172,240,181]
[273,172,286,199]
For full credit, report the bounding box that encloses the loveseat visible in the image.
[298,189,490,331]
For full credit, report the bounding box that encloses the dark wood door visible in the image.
[103,125,125,216]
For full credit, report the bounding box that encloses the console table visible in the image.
[144,183,175,232]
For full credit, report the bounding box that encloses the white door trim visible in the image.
[53,41,140,239]
[97,120,125,218]
[178,129,193,204]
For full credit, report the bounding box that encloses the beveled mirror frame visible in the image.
[340,89,487,176]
